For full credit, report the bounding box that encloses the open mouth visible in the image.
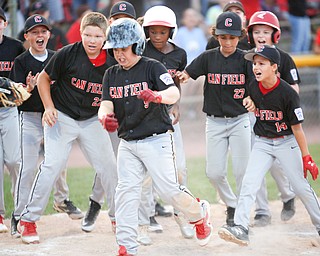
[255,71,262,79]
[36,39,44,46]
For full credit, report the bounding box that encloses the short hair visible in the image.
[80,12,108,33]
[211,27,247,40]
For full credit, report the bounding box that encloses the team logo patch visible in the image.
[290,69,298,81]
[160,73,174,85]
[294,107,304,121]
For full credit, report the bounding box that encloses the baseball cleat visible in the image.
[18,220,39,244]
[281,197,295,221]
[137,225,152,246]
[218,224,249,246]
[253,214,271,227]
[193,200,212,246]
[148,216,163,233]
[81,198,101,232]
[226,206,235,226]
[0,215,8,233]
[11,213,20,238]
[53,199,84,220]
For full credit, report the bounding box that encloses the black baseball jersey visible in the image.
[277,47,301,85]
[186,48,253,117]
[102,57,175,141]
[0,36,25,78]
[143,40,187,79]
[45,42,117,120]
[248,78,303,138]
[9,49,55,113]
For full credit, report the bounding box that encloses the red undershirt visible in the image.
[89,49,107,67]
[259,77,280,95]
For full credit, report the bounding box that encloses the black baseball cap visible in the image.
[0,7,6,21]
[110,1,136,19]
[30,0,49,14]
[245,45,280,66]
[215,11,242,36]
[24,14,51,33]
[223,1,245,14]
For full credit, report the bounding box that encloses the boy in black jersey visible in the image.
[10,14,83,238]
[218,45,320,246]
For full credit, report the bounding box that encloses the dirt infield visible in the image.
[1,200,320,256]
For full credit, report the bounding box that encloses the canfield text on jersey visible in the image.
[208,73,245,85]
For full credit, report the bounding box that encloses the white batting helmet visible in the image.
[142,5,177,39]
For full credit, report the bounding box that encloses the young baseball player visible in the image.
[0,7,25,233]
[218,45,320,246]
[100,18,212,256]
[247,11,301,227]
[177,11,254,227]
[81,1,133,233]
[18,12,118,244]
[9,14,83,238]
[137,5,194,244]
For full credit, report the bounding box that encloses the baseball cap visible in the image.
[0,7,6,21]
[24,14,51,33]
[223,1,245,14]
[110,1,136,19]
[244,45,280,66]
[30,0,49,14]
[215,12,242,36]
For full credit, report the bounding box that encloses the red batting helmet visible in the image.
[247,11,281,44]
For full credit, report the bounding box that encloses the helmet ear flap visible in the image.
[108,48,114,57]
[144,27,149,39]
[169,28,174,39]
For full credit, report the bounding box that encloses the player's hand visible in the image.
[303,155,319,180]
[42,107,58,127]
[170,103,180,125]
[176,70,190,83]
[243,96,256,112]
[99,113,119,132]
[137,89,162,104]
[26,71,39,92]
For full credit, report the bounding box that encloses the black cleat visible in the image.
[81,199,101,232]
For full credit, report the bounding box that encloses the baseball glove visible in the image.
[0,77,31,107]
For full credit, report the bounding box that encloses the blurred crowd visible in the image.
[1,0,320,55]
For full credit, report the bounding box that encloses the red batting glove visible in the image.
[99,113,119,132]
[303,155,319,180]
[137,89,162,104]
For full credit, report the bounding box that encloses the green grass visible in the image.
[3,144,320,219]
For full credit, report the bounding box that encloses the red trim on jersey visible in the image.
[259,78,280,95]
[89,49,107,67]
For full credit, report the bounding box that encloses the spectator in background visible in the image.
[260,0,286,20]
[66,4,91,43]
[205,0,229,26]
[18,0,68,51]
[287,0,311,53]
[313,27,320,54]
[174,8,207,65]
[1,0,25,37]
[72,0,98,19]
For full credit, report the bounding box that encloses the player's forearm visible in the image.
[98,100,114,119]
[291,124,309,157]
[158,86,180,105]
[37,70,54,109]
